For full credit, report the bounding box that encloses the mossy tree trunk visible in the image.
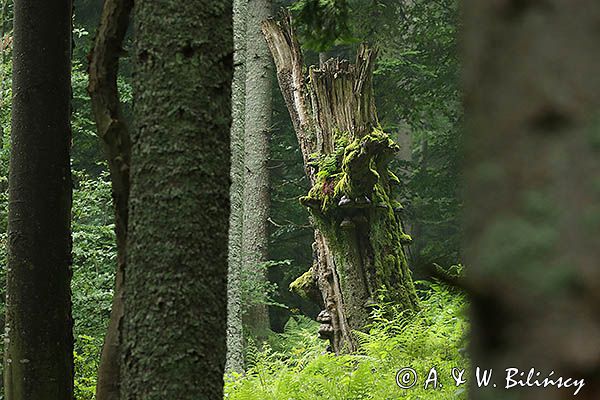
[122,0,233,398]
[463,1,600,399]
[226,0,247,374]
[241,0,273,338]
[262,14,418,354]
[4,1,74,398]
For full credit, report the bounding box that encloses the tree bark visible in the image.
[121,0,233,399]
[463,1,600,399]
[4,1,74,399]
[262,14,418,354]
[226,0,247,374]
[87,0,133,398]
[241,0,273,338]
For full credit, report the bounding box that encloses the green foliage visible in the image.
[71,169,116,339]
[226,281,468,399]
[291,0,354,51]
[241,259,287,311]
[71,61,106,175]
[267,84,318,329]
[242,315,323,374]
[0,0,12,39]
[74,335,103,400]
[369,0,461,269]
[0,24,11,372]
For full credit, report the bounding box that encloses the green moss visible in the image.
[399,234,412,244]
[289,269,315,300]
[301,128,403,213]
[300,127,419,323]
[388,170,401,185]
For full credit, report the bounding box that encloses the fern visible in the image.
[226,279,469,399]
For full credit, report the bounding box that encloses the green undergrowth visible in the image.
[225,280,469,400]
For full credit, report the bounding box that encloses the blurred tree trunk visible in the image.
[121,0,233,398]
[263,14,418,354]
[4,1,73,399]
[241,0,272,338]
[87,0,133,398]
[463,1,600,399]
[226,0,247,374]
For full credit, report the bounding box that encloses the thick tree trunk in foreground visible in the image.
[87,0,133,398]
[262,14,418,354]
[241,0,273,338]
[4,1,73,398]
[226,0,248,374]
[122,1,233,399]
[463,2,600,399]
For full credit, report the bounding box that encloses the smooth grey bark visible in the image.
[121,1,233,399]
[241,0,273,337]
[226,0,248,375]
[4,1,74,399]
[463,1,600,399]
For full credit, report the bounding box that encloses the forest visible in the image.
[0,0,598,399]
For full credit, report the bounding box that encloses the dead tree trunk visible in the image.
[262,14,418,354]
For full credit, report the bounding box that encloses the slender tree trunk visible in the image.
[262,14,418,354]
[241,0,273,338]
[4,1,74,399]
[121,1,233,398]
[226,0,248,374]
[87,0,133,398]
[463,1,600,399]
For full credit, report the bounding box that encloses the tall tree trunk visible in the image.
[463,1,600,399]
[4,1,74,399]
[262,14,418,354]
[241,0,273,338]
[87,0,133,398]
[121,1,233,399]
[226,0,248,374]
